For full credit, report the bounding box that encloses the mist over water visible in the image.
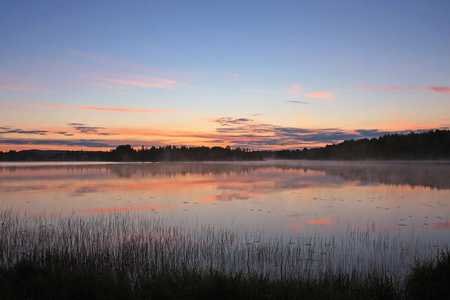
[1,161,449,243]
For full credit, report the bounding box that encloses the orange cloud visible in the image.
[305,91,335,99]
[31,101,178,114]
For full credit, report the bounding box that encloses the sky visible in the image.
[1,0,449,151]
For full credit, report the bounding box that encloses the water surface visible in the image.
[1,160,449,244]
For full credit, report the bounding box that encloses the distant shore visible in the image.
[1,130,449,162]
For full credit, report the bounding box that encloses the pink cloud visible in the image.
[0,86,35,92]
[63,48,199,79]
[430,86,450,93]
[387,110,399,115]
[75,72,180,89]
[305,91,335,99]
[31,101,178,114]
[77,80,129,89]
[357,85,450,93]
[285,84,302,95]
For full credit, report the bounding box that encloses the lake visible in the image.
[1,160,449,243]
[2,160,450,278]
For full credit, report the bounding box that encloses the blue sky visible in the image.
[1,0,449,150]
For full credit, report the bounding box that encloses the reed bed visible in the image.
[0,208,448,299]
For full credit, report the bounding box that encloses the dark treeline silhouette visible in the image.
[267,129,450,160]
[1,130,449,161]
[110,145,263,161]
[0,145,263,162]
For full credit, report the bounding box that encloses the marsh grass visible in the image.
[0,209,447,299]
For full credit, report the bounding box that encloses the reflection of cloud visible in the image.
[431,222,450,228]
[199,192,258,203]
[71,186,98,197]
[0,185,47,192]
[31,101,178,114]
[77,205,178,214]
[286,222,303,233]
[307,218,333,225]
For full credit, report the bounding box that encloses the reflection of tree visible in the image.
[2,161,449,190]
[297,161,450,190]
[108,161,450,190]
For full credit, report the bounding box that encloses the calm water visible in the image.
[1,160,449,244]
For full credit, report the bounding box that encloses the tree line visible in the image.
[1,130,449,161]
[0,145,263,162]
[269,129,450,160]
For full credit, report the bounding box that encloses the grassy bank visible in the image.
[0,209,448,299]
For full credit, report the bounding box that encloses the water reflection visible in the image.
[0,161,449,243]
[2,160,449,189]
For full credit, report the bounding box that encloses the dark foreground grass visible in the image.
[1,260,402,300]
[0,210,448,299]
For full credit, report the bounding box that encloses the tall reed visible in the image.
[0,208,442,285]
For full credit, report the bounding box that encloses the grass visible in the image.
[0,209,448,299]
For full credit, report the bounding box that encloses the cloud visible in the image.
[0,128,48,135]
[253,84,335,99]
[285,84,302,95]
[287,100,308,104]
[356,85,450,93]
[214,117,254,125]
[31,101,178,114]
[63,48,199,79]
[0,86,42,92]
[69,123,105,133]
[388,110,399,115]
[0,138,113,148]
[304,92,335,99]
[205,117,429,149]
[56,131,74,136]
[430,86,450,93]
[77,73,180,89]
[218,72,243,79]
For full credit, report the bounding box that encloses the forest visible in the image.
[1,129,449,161]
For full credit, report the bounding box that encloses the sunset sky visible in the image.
[1,1,449,151]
